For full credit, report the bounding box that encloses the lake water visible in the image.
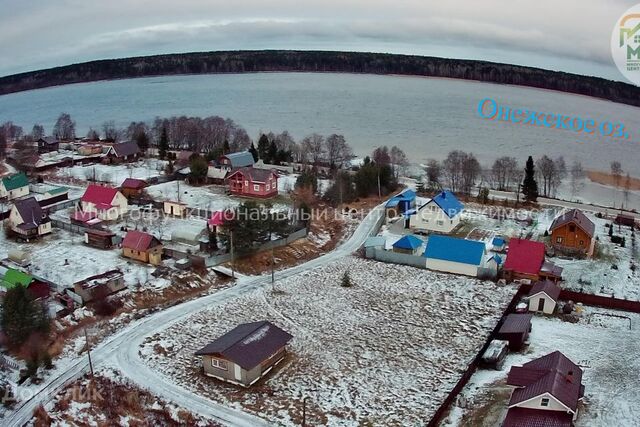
[1,72,639,171]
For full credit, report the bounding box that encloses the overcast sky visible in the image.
[0,0,630,81]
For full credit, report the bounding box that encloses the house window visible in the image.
[540,398,550,407]
[437,220,444,226]
[579,240,584,246]
[556,237,563,243]
[253,184,260,192]
[244,180,249,186]
[210,358,228,370]
[266,184,270,191]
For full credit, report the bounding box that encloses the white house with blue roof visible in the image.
[409,190,464,234]
[423,235,486,277]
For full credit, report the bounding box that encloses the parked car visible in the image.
[480,339,509,370]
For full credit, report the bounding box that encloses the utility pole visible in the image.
[377,171,381,200]
[271,245,276,292]
[230,230,235,279]
[302,396,309,427]
[84,328,94,378]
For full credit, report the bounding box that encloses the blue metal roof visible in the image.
[432,190,464,218]
[399,189,416,200]
[490,254,503,265]
[423,235,485,265]
[224,151,255,168]
[492,237,505,246]
[393,235,424,250]
[386,199,400,208]
[386,189,416,207]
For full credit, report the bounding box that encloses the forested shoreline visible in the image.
[0,50,638,107]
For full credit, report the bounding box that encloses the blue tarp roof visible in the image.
[423,235,485,265]
[393,235,424,250]
[492,237,505,246]
[490,254,503,265]
[432,190,464,218]
[386,189,417,207]
[386,199,400,208]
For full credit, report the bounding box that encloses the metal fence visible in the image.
[365,247,427,269]
[51,219,90,236]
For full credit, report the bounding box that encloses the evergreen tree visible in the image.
[257,134,270,161]
[295,170,318,193]
[268,140,278,164]
[1,285,50,348]
[158,127,169,160]
[135,130,150,153]
[341,271,352,287]
[189,154,208,184]
[223,139,230,154]
[249,142,259,162]
[522,156,539,202]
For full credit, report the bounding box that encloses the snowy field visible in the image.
[442,308,640,427]
[0,229,154,289]
[550,214,640,299]
[53,159,167,186]
[138,257,516,426]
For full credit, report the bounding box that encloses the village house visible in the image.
[122,230,163,265]
[8,197,52,240]
[120,178,148,198]
[392,235,424,255]
[527,280,561,314]
[614,212,636,228]
[84,228,118,249]
[385,189,417,218]
[218,151,255,172]
[227,167,279,198]
[103,141,141,163]
[195,320,293,387]
[496,313,533,351]
[423,235,486,277]
[36,137,60,154]
[502,351,584,426]
[0,172,30,200]
[30,184,69,207]
[77,143,104,156]
[409,190,463,234]
[72,270,125,304]
[503,238,562,283]
[549,209,596,257]
[80,184,128,220]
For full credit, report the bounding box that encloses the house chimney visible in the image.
[566,370,574,383]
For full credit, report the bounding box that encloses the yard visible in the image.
[441,307,640,427]
[138,257,516,426]
[50,159,167,186]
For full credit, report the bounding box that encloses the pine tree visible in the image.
[257,134,270,161]
[341,271,352,287]
[1,285,51,348]
[522,156,538,202]
[268,140,278,165]
[158,127,169,160]
[249,142,259,162]
[223,139,230,154]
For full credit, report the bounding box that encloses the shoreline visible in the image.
[586,170,640,191]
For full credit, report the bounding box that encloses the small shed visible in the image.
[84,229,117,249]
[392,235,424,255]
[615,213,636,228]
[492,237,506,252]
[171,225,207,246]
[120,178,148,198]
[73,270,125,304]
[195,320,293,387]
[164,201,188,217]
[497,313,533,351]
[527,280,561,314]
[122,230,163,265]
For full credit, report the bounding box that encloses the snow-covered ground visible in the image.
[138,257,516,426]
[277,174,332,195]
[53,159,167,186]
[0,229,154,290]
[442,308,640,427]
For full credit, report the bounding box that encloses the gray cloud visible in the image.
[0,0,628,79]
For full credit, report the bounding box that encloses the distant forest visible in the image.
[0,50,639,107]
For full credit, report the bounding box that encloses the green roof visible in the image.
[48,186,68,195]
[3,268,33,288]
[2,173,29,191]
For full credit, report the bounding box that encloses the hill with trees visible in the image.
[0,50,639,107]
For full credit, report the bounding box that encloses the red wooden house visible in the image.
[226,167,278,198]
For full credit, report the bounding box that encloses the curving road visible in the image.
[5,205,384,427]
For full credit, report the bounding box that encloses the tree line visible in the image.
[1,50,639,108]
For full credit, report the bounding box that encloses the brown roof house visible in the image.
[549,209,596,257]
[122,230,163,265]
[527,280,561,314]
[503,351,584,427]
[104,141,141,163]
[120,178,148,198]
[8,197,51,240]
[497,313,533,351]
[195,321,293,387]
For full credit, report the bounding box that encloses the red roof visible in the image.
[504,238,545,275]
[81,184,119,206]
[122,230,161,251]
[502,407,572,427]
[208,210,226,227]
[27,281,51,300]
[121,178,148,190]
[507,351,583,413]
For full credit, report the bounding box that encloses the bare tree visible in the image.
[611,161,623,189]
[390,146,409,178]
[53,113,76,140]
[86,128,100,141]
[623,173,631,207]
[425,159,442,189]
[443,151,466,193]
[0,128,6,159]
[569,161,585,200]
[372,146,391,166]
[325,134,353,169]
[491,156,518,190]
[1,122,23,140]
[31,124,45,141]
[301,134,324,165]
[535,156,556,197]
[461,153,481,195]
[102,121,121,142]
[549,156,567,197]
